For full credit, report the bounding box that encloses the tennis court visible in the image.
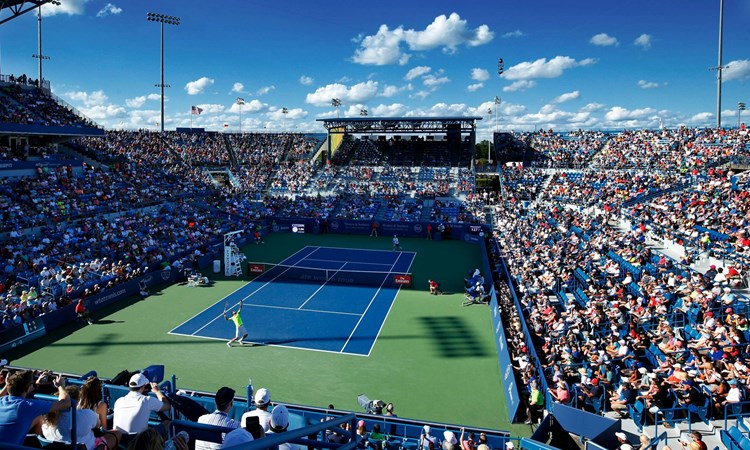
[169,246,416,356]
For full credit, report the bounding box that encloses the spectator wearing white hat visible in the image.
[266,404,305,450]
[420,425,439,450]
[241,387,272,431]
[112,373,170,434]
[442,431,457,450]
[222,428,253,449]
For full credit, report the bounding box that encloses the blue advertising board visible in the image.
[489,292,522,421]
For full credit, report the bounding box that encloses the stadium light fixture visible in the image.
[739,102,747,129]
[32,6,52,85]
[147,12,180,132]
[282,107,289,130]
[360,108,368,116]
[237,98,245,133]
[332,98,342,118]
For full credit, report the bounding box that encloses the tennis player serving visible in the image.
[224,300,248,347]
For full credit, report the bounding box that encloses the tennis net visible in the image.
[247,262,412,288]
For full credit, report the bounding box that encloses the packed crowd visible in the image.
[528,130,607,168]
[627,169,750,259]
[542,170,687,209]
[491,197,750,426]
[0,80,96,128]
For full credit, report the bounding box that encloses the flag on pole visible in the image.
[191,106,203,115]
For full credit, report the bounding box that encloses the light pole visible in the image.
[282,107,288,131]
[716,0,724,128]
[147,12,180,133]
[236,98,245,133]
[740,102,747,129]
[32,5,55,85]
[332,98,342,118]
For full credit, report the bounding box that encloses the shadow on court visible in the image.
[419,316,490,358]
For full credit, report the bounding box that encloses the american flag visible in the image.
[191,106,203,115]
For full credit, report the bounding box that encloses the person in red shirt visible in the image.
[428,279,441,295]
[75,298,93,325]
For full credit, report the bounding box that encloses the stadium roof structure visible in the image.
[317,116,482,134]
[0,0,56,25]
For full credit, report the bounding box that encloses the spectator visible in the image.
[221,428,254,449]
[241,388,271,431]
[0,370,70,445]
[420,425,439,450]
[266,404,304,450]
[78,376,121,450]
[196,387,240,450]
[113,373,170,435]
[41,385,99,450]
[75,298,93,325]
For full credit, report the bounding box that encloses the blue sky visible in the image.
[1,0,749,138]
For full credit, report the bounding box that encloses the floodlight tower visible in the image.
[147,12,180,132]
[282,107,289,130]
[716,0,724,128]
[739,102,747,129]
[32,3,59,85]
[332,98,342,118]
[237,98,245,133]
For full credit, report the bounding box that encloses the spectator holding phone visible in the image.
[0,370,70,445]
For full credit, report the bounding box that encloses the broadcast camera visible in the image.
[357,394,387,414]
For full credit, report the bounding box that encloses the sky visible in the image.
[0,0,749,139]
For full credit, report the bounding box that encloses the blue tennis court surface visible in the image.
[169,246,416,356]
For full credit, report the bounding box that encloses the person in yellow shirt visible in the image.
[224,300,248,347]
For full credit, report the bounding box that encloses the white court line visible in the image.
[303,258,394,270]
[307,245,417,255]
[364,251,416,357]
[339,255,402,352]
[297,261,347,310]
[185,246,318,336]
[167,330,369,356]
[249,302,360,316]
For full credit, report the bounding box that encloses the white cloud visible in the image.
[299,75,314,86]
[232,82,245,93]
[305,81,379,106]
[371,103,408,116]
[581,103,605,112]
[410,90,432,100]
[229,99,267,114]
[192,104,225,114]
[723,60,750,82]
[96,3,121,17]
[80,104,127,121]
[503,56,595,80]
[503,80,537,92]
[352,13,493,65]
[405,66,431,81]
[267,107,308,120]
[65,90,107,107]
[590,33,619,47]
[41,0,88,16]
[552,91,580,104]
[126,96,146,108]
[634,34,652,49]
[604,106,656,121]
[467,83,484,92]
[184,77,214,95]
[502,30,525,38]
[256,85,276,95]
[637,80,660,89]
[379,85,406,97]
[471,68,490,81]
[125,93,161,108]
[423,74,450,87]
[689,112,713,124]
